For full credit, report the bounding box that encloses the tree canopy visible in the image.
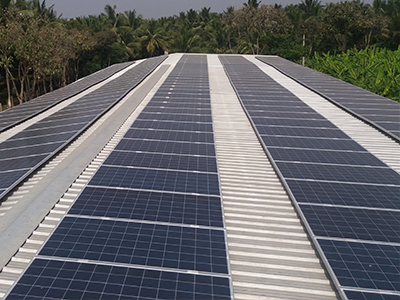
[1,0,399,108]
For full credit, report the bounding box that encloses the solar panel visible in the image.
[220,55,400,298]
[69,187,224,227]
[7,259,231,300]
[6,55,232,300]
[0,57,166,201]
[0,62,134,133]
[256,56,400,142]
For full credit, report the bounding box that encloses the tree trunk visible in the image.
[49,74,53,91]
[4,56,12,108]
[43,76,47,94]
[62,65,67,87]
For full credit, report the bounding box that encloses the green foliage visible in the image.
[1,0,400,108]
[308,46,400,102]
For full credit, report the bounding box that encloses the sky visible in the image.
[46,0,357,20]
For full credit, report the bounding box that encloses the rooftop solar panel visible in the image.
[220,55,400,298]
[6,55,232,300]
[104,151,218,173]
[256,56,400,142]
[69,187,224,227]
[6,259,231,300]
[0,57,166,201]
[0,62,134,133]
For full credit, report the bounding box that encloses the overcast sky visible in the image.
[47,0,366,19]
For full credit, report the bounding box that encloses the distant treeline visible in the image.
[1,0,399,108]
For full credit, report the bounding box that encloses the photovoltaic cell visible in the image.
[6,55,231,300]
[0,62,134,133]
[115,139,216,156]
[40,217,229,274]
[69,187,224,227]
[262,136,364,151]
[220,55,400,298]
[132,120,213,132]
[0,57,165,201]
[276,161,399,185]
[256,56,400,141]
[345,290,400,300]
[286,180,400,210]
[318,239,400,292]
[104,151,218,173]
[6,258,231,300]
[123,129,214,143]
[269,147,387,167]
[300,205,400,243]
[89,166,220,195]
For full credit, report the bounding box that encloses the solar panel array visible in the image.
[6,55,232,300]
[0,62,134,133]
[0,57,165,201]
[219,56,400,300]
[256,56,400,142]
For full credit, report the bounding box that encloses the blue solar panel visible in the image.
[115,139,216,156]
[69,187,224,227]
[6,55,231,300]
[256,56,400,142]
[345,290,400,300]
[0,57,166,201]
[286,180,400,210]
[300,205,400,243]
[123,129,215,143]
[319,239,400,292]
[104,151,218,173]
[269,147,387,167]
[276,161,399,185]
[40,217,229,274]
[7,259,231,300]
[220,55,400,298]
[0,62,134,133]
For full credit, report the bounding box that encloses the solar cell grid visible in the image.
[256,56,400,140]
[254,117,336,128]
[318,239,400,292]
[286,180,400,209]
[262,135,363,151]
[6,259,231,300]
[39,217,229,274]
[16,123,87,137]
[0,142,65,160]
[300,205,400,243]
[26,116,94,130]
[115,139,216,156]
[0,155,48,173]
[0,62,134,133]
[0,169,30,189]
[276,161,399,185]
[258,126,349,138]
[133,119,213,132]
[345,290,400,300]
[69,187,224,227]
[104,151,218,173]
[0,56,166,201]
[124,129,214,143]
[142,107,212,115]
[221,55,400,298]
[248,111,325,119]
[137,113,212,123]
[269,147,387,167]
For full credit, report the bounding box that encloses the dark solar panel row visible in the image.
[0,62,134,133]
[0,57,166,201]
[256,56,400,142]
[6,55,232,300]
[219,55,400,297]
